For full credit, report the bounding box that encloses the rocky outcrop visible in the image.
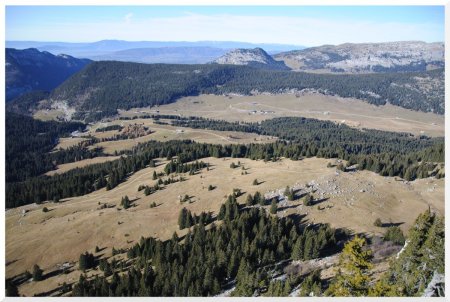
[213,48,290,70]
[274,41,444,73]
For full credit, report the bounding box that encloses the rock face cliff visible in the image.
[213,48,290,70]
[274,41,444,73]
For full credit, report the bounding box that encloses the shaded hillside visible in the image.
[6,48,91,101]
[5,113,85,183]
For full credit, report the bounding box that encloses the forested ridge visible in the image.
[7,61,444,121]
[5,113,88,182]
[72,196,340,296]
[5,114,444,208]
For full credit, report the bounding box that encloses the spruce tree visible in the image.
[270,198,278,214]
[325,236,373,296]
[32,264,43,281]
[178,208,187,229]
[291,236,304,260]
[5,280,19,296]
[246,194,254,206]
[121,196,131,209]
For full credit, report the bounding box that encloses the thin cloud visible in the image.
[6,13,444,45]
[124,13,133,24]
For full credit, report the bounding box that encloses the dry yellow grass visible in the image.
[53,119,275,155]
[45,156,121,176]
[6,156,443,296]
[33,109,65,121]
[53,137,88,150]
[122,93,444,137]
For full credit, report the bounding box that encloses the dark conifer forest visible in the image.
[8,62,444,121]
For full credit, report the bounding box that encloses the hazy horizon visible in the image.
[6,6,444,46]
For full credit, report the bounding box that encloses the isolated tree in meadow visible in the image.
[303,193,313,206]
[144,186,152,196]
[32,264,43,281]
[253,179,259,186]
[121,196,131,209]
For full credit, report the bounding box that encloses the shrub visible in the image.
[374,218,382,227]
[303,194,312,206]
[383,226,405,245]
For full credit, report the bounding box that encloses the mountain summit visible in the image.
[213,48,290,70]
[274,41,444,73]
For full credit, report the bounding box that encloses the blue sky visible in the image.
[6,6,444,46]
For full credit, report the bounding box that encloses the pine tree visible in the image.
[254,191,263,205]
[121,195,131,209]
[270,198,278,214]
[178,208,187,229]
[5,280,19,296]
[325,236,373,296]
[291,236,304,260]
[303,193,312,206]
[32,264,43,281]
[246,194,254,206]
[218,204,226,220]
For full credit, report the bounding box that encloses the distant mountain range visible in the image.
[7,40,444,74]
[90,47,228,64]
[213,48,289,70]
[274,41,444,73]
[6,40,305,61]
[5,41,445,116]
[6,48,91,101]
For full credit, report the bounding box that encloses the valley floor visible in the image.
[117,93,445,137]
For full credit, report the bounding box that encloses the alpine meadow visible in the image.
[4,5,446,300]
